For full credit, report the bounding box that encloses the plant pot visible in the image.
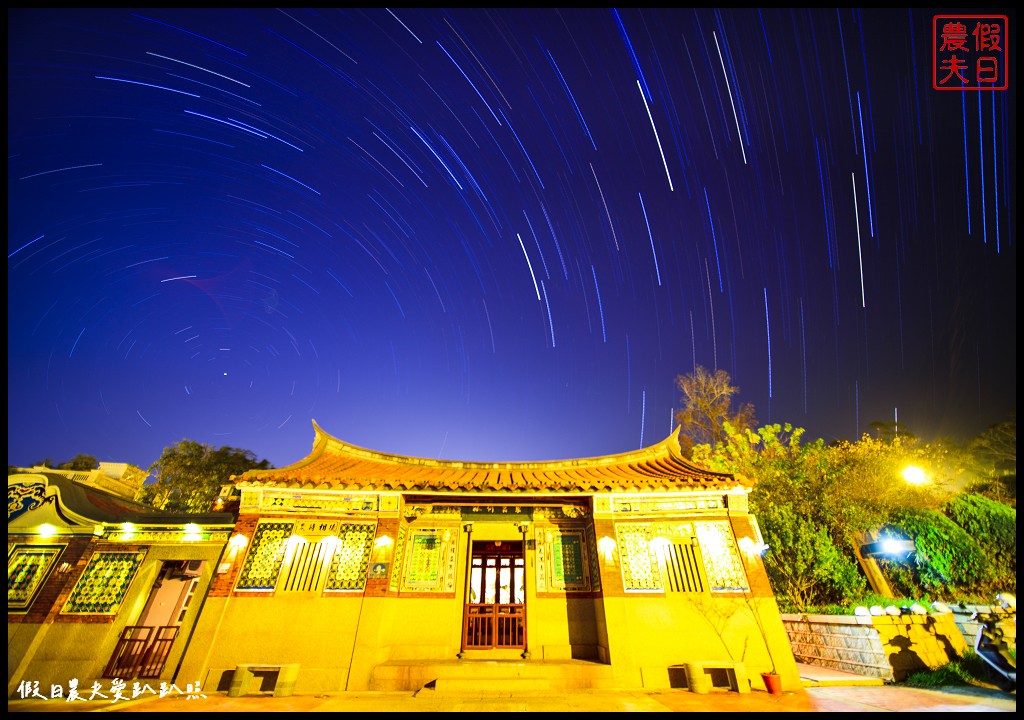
[761,672,783,695]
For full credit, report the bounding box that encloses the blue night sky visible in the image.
[8,8,1016,471]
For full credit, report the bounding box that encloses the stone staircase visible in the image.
[369,658,617,694]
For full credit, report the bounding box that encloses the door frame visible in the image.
[461,539,526,652]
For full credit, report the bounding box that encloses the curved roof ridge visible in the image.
[309,419,691,469]
[236,419,738,488]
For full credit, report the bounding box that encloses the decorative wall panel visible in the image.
[695,520,749,592]
[324,522,376,591]
[536,527,592,592]
[389,523,408,592]
[235,521,293,591]
[399,527,458,593]
[616,524,663,592]
[61,550,145,614]
[585,525,603,592]
[8,544,65,611]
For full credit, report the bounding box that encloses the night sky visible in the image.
[8,8,1016,471]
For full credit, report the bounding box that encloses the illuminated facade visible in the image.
[178,421,801,693]
[7,465,235,697]
[8,426,800,696]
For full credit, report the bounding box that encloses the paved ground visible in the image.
[9,665,1015,713]
[7,684,1016,713]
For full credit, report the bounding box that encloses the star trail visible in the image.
[7,8,1016,470]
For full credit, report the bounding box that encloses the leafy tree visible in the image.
[965,413,1016,506]
[58,454,99,471]
[691,423,962,610]
[673,366,756,457]
[757,504,866,610]
[823,435,957,547]
[141,440,271,513]
[676,364,1012,606]
[692,423,867,609]
[867,420,916,442]
[19,454,97,471]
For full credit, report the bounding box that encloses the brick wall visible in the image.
[207,514,260,597]
[591,518,623,597]
[365,516,400,597]
[729,515,773,598]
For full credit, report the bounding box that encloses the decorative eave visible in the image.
[234,419,746,494]
[8,472,236,538]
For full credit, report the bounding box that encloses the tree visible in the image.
[673,365,1013,606]
[692,423,869,609]
[20,454,97,471]
[673,366,756,456]
[867,420,916,442]
[757,504,866,611]
[58,454,99,471]
[141,440,272,513]
[965,413,1016,506]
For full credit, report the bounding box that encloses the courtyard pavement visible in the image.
[9,664,1015,713]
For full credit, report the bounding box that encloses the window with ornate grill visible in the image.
[617,520,747,594]
[652,537,707,594]
[279,537,337,592]
[235,520,376,593]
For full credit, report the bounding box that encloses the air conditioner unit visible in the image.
[181,560,203,578]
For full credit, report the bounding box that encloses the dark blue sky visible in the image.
[8,8,1016,470]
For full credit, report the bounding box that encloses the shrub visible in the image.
[944,494,1016,587]
[885,508,994,594]
[758,504,866,611]
[796,593,931,616]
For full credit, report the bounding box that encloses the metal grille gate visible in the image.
[102,625,179,679]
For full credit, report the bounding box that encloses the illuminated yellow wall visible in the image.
[177,489,800,694]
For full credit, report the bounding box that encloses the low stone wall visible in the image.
[947,604,1017,652]
[781,614,890,679]
[781,612,969,682]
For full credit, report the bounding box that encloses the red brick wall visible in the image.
[364,516,400,597]
[207,514,261,597]
[729,515,774,598]
[592,518,623,597]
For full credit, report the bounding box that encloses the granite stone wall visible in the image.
[780,611,970,682]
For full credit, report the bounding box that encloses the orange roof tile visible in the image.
[235,420,744,494]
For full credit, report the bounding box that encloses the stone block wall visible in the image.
[870,613,968,681]
[947,604,1017,652]
[781,614,892,680]
[781,611,969,682]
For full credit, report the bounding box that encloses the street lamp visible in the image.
[860,536,915,559]
[902,465,928,485]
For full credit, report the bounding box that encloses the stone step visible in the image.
[431,676,552,694]
[370,659,614,692]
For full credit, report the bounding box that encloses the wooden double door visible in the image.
[462,540,525,650]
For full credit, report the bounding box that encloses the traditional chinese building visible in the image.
[7,464,235,698]
[176,420,800,694]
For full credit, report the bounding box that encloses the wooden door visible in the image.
[462,540,525,650]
